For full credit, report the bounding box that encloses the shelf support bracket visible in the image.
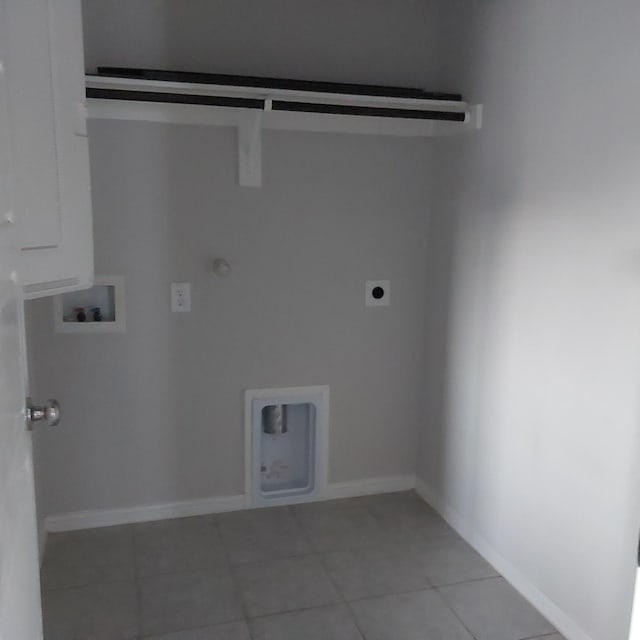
[467,104,483,130]
[238,111,262,187]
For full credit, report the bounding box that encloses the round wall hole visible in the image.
[365,280,390,306]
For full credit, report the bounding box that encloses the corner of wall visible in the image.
[415,478,594,640]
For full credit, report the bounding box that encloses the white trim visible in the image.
[326,474,416,500]
[86,98,481,188]
[87,99,478,139]
[245,385,329,508]
[23,276,87,300]
[415,478,593,640]
[53,274,126,333]
[42,473,416,533]
[238,111,262,187]
[44,494,246,532]
[86,75,469,114]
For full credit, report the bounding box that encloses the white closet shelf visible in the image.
[86,69,482,187]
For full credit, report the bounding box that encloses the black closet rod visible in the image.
[93,67,464,102]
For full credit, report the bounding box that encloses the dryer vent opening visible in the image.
[246,386,329,507]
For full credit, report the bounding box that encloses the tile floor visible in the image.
[40,491,565,640]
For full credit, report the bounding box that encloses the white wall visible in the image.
[26,121,432,516]
[419,2,640,639]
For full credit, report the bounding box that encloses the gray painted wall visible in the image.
[419,2,640,639]
[81,0,439,87]
[27,122,432,515]
[27,0,440,518]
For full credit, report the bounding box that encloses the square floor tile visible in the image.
[292,497,369,512]
[413,535,499,586]
[438,577,556,640]
[134,515,227,577]
[349,589,473,640]
[143,621,251,639]
[42,580,138,640]
[249,604,363,640]
[364,491,428,518]
[234,555,340,617]
[367,492,454,540]
[294,504,387,552]
[139,569,243,636]
[41,525,135,590]
[216,507,311,564]
[322,545,430,600]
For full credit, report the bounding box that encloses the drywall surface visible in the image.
[25,121,431,515]
[419,2,640,639]
[81,0,439,89]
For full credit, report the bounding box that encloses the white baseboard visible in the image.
[415,478,593,640]
[44,494,247,533]
[43,474,417,533]
[326,474,416,500]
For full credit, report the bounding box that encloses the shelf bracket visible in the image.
[238,111,262,187]
[468,104,483,130]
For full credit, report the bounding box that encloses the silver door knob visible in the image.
[26,398,60,430]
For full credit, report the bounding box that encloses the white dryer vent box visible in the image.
[365,280,390,307]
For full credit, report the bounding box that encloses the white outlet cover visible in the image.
[171,282,191,312]
[365,280,390,307]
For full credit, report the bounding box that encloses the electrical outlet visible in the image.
[171,282,191,312]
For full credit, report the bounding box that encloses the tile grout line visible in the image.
[286,504,316,552]
[433,576,561,640]
[40,526,139,593]
[213,515,255,638]
[137,516,249,638]
[316,547,367,640]
[130,523,145,639]
[242,504,367,635]
[293,494,444,640]
[308,494,479,640]
[429,585,482,640]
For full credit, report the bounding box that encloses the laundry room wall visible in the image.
[418,2,640,639]
[26,0,440,520]
[81,0,440,87]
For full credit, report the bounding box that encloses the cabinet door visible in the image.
[6,0,93,299]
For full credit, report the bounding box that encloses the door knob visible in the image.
[26,398,60,430]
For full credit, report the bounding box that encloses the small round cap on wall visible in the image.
[212,258,232,277]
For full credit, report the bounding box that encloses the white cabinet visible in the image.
[6,0,93,299]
